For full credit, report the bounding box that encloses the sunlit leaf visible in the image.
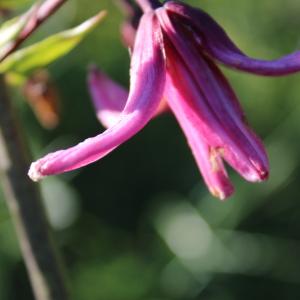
[0,10,106,74]
[5,71,26,86]
[0,3,38,49]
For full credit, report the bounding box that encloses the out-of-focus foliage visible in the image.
[0,7,33,50]
[22,70,61,129]
[0,0,33,9]
[1,0,300,299]
[0,10,106,77]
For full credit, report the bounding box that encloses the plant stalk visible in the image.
[0,0,68,62]
[0,76,70,300]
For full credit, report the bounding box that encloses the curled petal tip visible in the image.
[28,161,45,182]
[210,185,234,201]
[87,64,128,128]
[256,168,269,182]
[261,170,269,180]
[248,157,269,182]
[244,154,269,182]
[165,0,300,76]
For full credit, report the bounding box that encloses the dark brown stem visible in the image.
[0,0,67,62]
[135,0,161,12]
[0,76,70,300]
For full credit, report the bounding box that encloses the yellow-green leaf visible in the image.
[0,0,33,9]
[0,3,38,49]
[0,10,106,74]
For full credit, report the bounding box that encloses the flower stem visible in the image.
[0,0,68,62]
[135,0,161,12]
[0,76,70,300]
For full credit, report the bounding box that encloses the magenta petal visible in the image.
[88,65,128,128]
[28,12,165,181]
[165,73,234,200]
[117,0,141,48]
[165,0,300,76]
[88,65,168,129]
[203,57,269,182]
[121,21,137,48]
[157,8,268,182]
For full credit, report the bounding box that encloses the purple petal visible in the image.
[29,12,165,181]
[88,65,168,129]
[88,65,128,128]
[157,8,268,182]
[121,21,137,48]
[165,72,234,200]
[165,0,300,76]
[206,58,269,181]
[116,0,142,48]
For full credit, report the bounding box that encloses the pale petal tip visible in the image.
[257,169,269,182]
[256,170,269,182]
[210,188,227,201]
[245,167,269,183]
[209,184,234,201]
[28,162,45,182]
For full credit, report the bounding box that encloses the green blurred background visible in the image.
[1,0,300,299]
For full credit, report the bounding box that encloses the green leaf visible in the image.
[5,71,26,86]
[0,0,34,9]
[0,3,38,49]
[0,10,106,74]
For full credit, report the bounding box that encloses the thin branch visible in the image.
[0,0,67,62]
[0,76,70,300]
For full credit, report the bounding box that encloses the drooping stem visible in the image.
[0,76,70,300]
[0,0,68,62]
[135,0,161,12]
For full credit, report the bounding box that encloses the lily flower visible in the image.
[29,10,166,180]
[29,0,300,199]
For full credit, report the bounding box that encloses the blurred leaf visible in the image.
[5,71,26,85]
[0,3,38,50]
[0,10,106,74]
[73,254,156,300]
[0,0,33,9]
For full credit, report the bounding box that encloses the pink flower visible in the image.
[29,0,300,199]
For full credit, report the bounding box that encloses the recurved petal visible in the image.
[157,8,268,182]
[165,72,234,200]
[165,0,300,76]
[205,58,269,181]
[88,65,128,128]
[29,12,165,181]
[121,21,137,48]
[88,65,169,129]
